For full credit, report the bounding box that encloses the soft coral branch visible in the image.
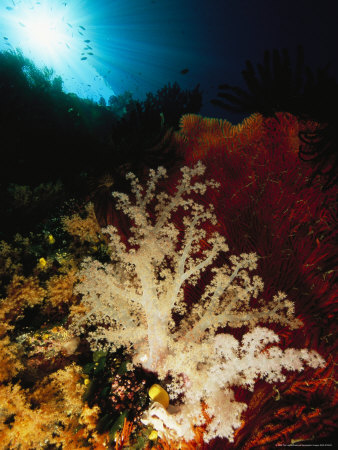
[71,163,324,443]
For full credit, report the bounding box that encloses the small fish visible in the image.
[65,43,70,48]
[79,25,85,30]
[84,39,90,43]
[18,21,25,27]
[67,23,72,28]
[6,6,14,11]
[78,31,84,35]
[87,52,93,55]
[84,45,92,50]
[180,68,189,75]
[3,36,8,40]
[81,56,87,60]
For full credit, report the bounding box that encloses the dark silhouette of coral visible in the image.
[0,50,112,189]
[0,50,203,233]
[143,81,202,129]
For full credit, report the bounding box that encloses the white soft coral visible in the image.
[142,327,324,443]
[71,163,325,443]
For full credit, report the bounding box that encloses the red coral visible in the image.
[171,112,337,448]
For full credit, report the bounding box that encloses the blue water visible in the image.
[1,0,337,121]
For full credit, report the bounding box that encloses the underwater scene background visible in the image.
[0,0,337,448]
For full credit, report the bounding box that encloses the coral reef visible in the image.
[0,70,336,448]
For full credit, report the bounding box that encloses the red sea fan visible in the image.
[239,358,337,448]
[173,112,337,447]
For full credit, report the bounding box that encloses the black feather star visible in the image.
[299,121,338,190]
[211,46,333,118]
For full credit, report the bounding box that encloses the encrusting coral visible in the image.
[0,274,46,322]
[45,268,78,309]
[0,364,109,449]
[70,162,325,443]
[62,202,102,244]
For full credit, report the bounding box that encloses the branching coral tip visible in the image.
[149,384,169,409]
